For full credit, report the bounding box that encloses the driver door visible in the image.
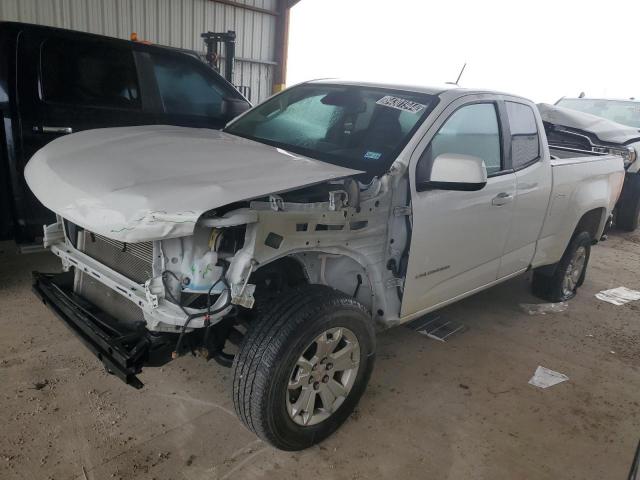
[401,98,517,317]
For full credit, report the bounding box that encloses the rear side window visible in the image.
[506,102,540,168]
[150,53,225,117]
[41,39,141,109]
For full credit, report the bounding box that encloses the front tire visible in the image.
[532,231,592,302]
[232,284,375,451]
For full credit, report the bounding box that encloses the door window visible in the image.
[150,53,225,118]
[417,103,502,183]
[40,38,141,109]
[505,101,540,169]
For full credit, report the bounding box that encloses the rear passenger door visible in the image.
[16,30,156,238]
[497,100,552,277]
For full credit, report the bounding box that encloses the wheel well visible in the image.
[535,207,605,278]
[574,208,605,242]
[250,252,375,311]
[249,256,308,295]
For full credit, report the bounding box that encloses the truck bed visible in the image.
[533,151,624,267]
[549,146,607,161]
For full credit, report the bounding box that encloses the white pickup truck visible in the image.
[27,81,624,450]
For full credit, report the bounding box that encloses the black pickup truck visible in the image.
[0,22,250,245]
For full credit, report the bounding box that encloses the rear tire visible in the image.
[617,174,640,231]
[232,284,375,451]
[532,231,592,302]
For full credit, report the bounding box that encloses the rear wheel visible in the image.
[532,231,591,302]
[232,284,375,451]
[617,174,640,231]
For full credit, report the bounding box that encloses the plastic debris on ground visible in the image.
[519,302,568,315]
[406,314,467,342]
[595,286,640,306]
[528,366,569,389]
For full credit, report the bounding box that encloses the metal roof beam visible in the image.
[210,0,279,16]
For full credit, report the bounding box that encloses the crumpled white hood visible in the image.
[538,103,640,144]
[25,125,360,242]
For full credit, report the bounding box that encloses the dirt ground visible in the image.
[1,230,639,480]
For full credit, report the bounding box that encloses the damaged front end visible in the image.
[33,218,241,387]
[33,172,409,387]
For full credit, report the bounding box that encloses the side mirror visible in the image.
[420,153,487,191]
[222,98,251,120]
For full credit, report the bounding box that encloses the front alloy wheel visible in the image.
[286,327,360,426]
[232,285,375,451]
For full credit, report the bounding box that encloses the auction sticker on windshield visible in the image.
[376,95,426,114]
[364,151,382,160]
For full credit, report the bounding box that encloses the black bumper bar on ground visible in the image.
[32,271,175,389]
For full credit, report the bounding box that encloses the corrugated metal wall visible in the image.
[0,0,278,103]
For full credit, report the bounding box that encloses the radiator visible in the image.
[73,230,153,327]
[79,231,153,284]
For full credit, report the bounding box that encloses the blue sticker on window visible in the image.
[364,151,382,160]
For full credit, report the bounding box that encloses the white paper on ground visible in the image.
[528,366,569,389]
[595,287,640,306]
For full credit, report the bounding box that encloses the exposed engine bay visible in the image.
[41,168,411,373]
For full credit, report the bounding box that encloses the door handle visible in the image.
[492,192,513,206]
[33,126,73,134]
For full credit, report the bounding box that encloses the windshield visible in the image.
[224,84,438,178]
[556,98,640,128]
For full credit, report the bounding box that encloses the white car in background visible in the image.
[547,98,640,230]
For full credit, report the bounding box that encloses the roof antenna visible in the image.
[446,63,467,86]
[578,92,585,98]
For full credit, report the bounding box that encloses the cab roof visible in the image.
[559,97,640,103]
[303,78,531,103]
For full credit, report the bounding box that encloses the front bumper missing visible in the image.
[48,241,230,330]
[32,271,175,388]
